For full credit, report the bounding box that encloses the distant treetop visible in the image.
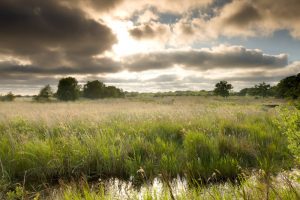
[214,81,233,97]
[56,77,80,101]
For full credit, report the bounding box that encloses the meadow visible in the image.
[0,96,299,199]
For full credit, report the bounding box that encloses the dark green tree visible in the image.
[83,80,106,99]
[238,88,249,96]
[214,81,233,97]
[56,77,80,101]
[276,73,300,99]
[104,86,125,98]
[254,82,271,97]
[268,85,278,97]
[35,85,53,101]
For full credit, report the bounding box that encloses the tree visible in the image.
[268,86,278,97]
[214,81,233,97]
[254,82,271,97]
[238,88,249,96]
[34,85,53,101]
[104,86,125,98]
[276,73,300,99]
[56,77,80,101]
[238,83,276,97]
[0,92,15,101]
[83,80,106,99]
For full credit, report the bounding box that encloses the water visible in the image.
[101,176,188,199]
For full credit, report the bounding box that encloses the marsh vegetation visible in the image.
[0,96,299,199]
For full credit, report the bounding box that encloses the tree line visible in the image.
[214,73,300,98]
[1,73,299,101]
[34,77,124,101]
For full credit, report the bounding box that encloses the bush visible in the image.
[276,107,300,163]
[83,80,125,99]
[34,85,53,102]
[83,80,105,99]
[104,86,125,98]
[0,92,15,101]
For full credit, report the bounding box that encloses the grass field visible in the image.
[0,96,299,199]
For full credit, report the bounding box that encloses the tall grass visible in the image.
[0,97,295,199]
[0,98,292,184]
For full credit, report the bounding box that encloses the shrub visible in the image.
[83,80,125,99]
[34,85,53,102]
[83,80,106,99]
[276,107,300,163]
[0,92,15,101]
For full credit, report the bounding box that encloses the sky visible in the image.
[0,0,300,95]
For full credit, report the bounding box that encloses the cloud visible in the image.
[210,0,300,38]
[136,10,159,23]
[89,61,300,92]
[129,22,171,41]
[0,74,59,86]
[223,2,261,27]
[124,45,288,71]
[0,58,121,76]
[171,17,217,45]
[104,0,212,18]
[154,0,298,45]
[91,61,300,92]
[144,0,212,13]
[168,0,300,45]
[0,0,299,94]
[0,0,118,72]
[183,61,300,85]
[146,74,179,82]
[83,0,124,11]
[0,42,294,94]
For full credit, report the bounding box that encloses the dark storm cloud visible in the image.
[124,46,288,71]
[0,74,59,85]
[0,0,118,69]
[0,58,121,76]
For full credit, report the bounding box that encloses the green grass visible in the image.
[0,96,297,199]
